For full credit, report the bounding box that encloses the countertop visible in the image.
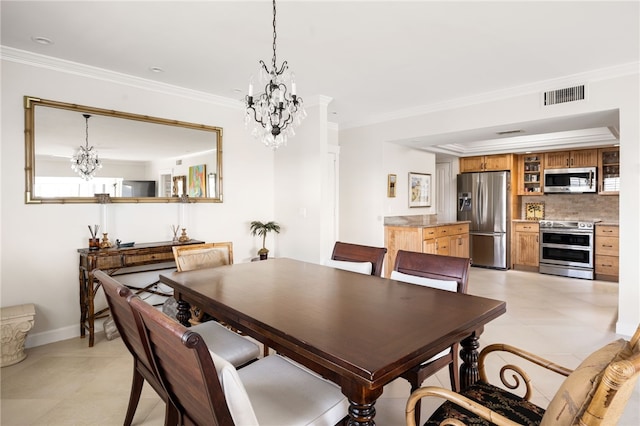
[384,215,470,228]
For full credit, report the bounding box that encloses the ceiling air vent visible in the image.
[544,85,586,106]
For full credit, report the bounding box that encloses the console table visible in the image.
[78,239,203,347]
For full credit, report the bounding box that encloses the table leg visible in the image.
[347,400,376,426]
[459,329,482,390]
[176,298,192,327]
[87,274,96,347]
[79,268,87,338]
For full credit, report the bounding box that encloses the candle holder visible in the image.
[100,233,113,248]
[178,228,190,243]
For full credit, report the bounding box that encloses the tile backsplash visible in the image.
[521,194,619,222]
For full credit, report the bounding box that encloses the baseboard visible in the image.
[25,320,105,348]
[616,320,638,338]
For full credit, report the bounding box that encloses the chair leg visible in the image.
[164,402,179,426]
[449,344,460,392]
[124,366,145,426]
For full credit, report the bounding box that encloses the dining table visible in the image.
[159,257,506,426]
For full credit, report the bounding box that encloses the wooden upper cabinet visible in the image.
[459,156,485,172]
[460,154,512,172]
[544,149,598,169]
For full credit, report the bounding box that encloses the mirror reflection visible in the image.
[25,96,223,204]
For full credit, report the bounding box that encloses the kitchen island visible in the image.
[384,215,470,278]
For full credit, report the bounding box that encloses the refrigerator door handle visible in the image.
[471,232,504,237]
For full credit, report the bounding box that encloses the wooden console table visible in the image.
[78,239,203,347]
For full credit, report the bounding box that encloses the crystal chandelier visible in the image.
[245,0,306,150]
[71,114,102,180]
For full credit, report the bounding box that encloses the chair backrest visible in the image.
[542,325,640,426]
[172,242,233,272]
[128,295,235,426]
[94,270,158,386]
[392,250,470,293]
[330,241,387,277]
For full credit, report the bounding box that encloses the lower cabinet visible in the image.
[595,224,619,281]
[512,222,539,271]
[385,223,469,278]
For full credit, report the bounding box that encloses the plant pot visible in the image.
[259,252,268,260]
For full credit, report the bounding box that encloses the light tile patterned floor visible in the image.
[1,268,638,425]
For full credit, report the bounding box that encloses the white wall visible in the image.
[338,72,640,336]
[0,59,280,345]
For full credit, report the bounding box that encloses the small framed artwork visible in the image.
[387,174,397,197]
[409,172,431,208]
[525,202,545,221]
[172,175,186,197]
[188,164,206,197]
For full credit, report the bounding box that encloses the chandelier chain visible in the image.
[271,0,277,70]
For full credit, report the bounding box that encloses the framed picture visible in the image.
[409,172,431,207]
[387,174,397,197]
[525,202,545,221]
[188,164,206,197]
[172,175,186,197]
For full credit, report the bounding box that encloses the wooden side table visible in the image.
[78,239,203,347]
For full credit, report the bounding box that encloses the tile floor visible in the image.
[1,268,638,425]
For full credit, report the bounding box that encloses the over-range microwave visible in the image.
[543,167,597,193]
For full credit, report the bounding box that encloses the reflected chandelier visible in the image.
[245,0,306,150]
[71,114,102,180]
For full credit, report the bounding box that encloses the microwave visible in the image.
[543,167,597,193]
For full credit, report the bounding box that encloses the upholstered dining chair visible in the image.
[391,250,470,424]
[166,242,233,324]
[406,324,640,426]
[95,270,259,426]
[325,241,388,276]
[128,293,350,426]
[172,241,233,272]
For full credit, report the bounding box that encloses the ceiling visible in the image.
[2,1,638,157]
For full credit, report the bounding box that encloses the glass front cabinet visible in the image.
[598,147,619,195]
[518,154,543,195]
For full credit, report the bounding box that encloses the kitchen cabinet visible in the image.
[512,222,539,271]
[595,224,619,281]
[384,223,469,277]
[423,223,470,257]
[517,154,543,195]
[544,149,598,169]
[598,147,620,195]
[459,154,513,173]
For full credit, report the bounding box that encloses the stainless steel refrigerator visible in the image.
[457,171,510,269]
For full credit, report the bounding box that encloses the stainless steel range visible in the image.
[539,220,596,280]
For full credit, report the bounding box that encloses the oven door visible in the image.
[540,229,593,268]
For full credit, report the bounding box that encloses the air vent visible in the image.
[544,85,586,106]
[496,129,523,136]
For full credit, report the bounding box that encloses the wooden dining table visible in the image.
[159,258,506,426]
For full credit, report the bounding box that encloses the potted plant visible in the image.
[250,220,281,260]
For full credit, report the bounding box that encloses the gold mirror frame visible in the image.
[24,96,223,204]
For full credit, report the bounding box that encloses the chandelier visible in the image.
[71,114,102,180]
[245,0,306,150]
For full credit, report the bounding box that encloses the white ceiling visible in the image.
[2,1,638,157]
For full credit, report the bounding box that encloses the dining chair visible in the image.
[391,250,470,424]
[326,241,388,276]
[407,324,640,426]
[128,293,349,426]
[172,241,233,272]
[166,242,233,324]
[96,269,259,426]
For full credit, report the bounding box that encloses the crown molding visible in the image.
[1,46,244,109]
[342,62,640,130]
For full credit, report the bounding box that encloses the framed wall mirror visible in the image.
[24,96,223,204]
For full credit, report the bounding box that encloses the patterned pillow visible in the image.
[541,338,628,425]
